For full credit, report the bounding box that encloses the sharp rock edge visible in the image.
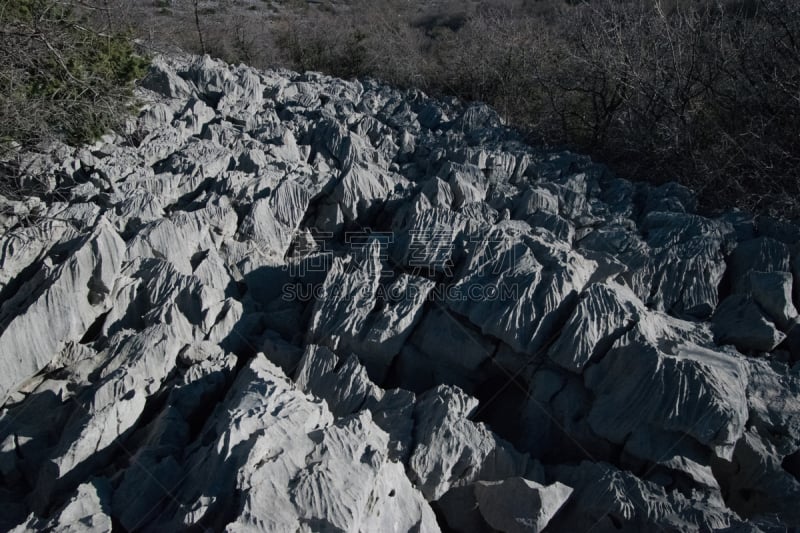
[1,53,799,532]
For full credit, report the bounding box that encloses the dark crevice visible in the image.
[79,310,110,345]
[164,176,216,214]
[783,450,800,482]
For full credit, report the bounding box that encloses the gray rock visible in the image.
[33,320,191,508]
[391,207,467,276]
[748,270,798,329]
[307,241,436,382]
[525,211,575,242]
[3,51,800,532]
[474,477,572,533]
[712,293,786,352]
[585,329,749,460]
[729,237,792,293]
[175,97,215,136]
[111,343,237,531]
[454,103,502,133]
[293,343,417,461]
[12,479,113,533]
[447,224,595,355]
[127,203,237,274]
[306,240,383,353]
[757,214,800,244]
[0,221,73,292]
[359,274,436,381]
[436,485,489,533]
[442,162,488,208]
[409,385,531,500]
[294,344,381,417]
[422,176,454,209]
[548,281,639,372]
[621,426,721,492]
[163,355,439,532]
[409,306,495,377]
[182,55,234,104]
[140,56,193,99]
[641,212,730,318]
[331,163,406,222]
[712,427,800,525]
[745,359,800,456]
[238,180,311,260]
[549,461,748,531]
[0,218,124,403]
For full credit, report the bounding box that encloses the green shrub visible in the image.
[0,0,148,155]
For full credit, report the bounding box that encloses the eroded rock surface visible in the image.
[1,53,799,531]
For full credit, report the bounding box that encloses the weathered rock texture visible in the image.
[1,54,800,531]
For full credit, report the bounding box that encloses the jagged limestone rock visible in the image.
[549,461,749,532]
[408,385,532,501]
[473,478,572,533]
[585,330,749,460]
[1,52,799,532]
[12,479,113,533]
[729,236,792,293]
[747,270,798,329]
[162,355,440,532]
[712,293,786,352]
[547,281,640,372]
[0,218,124,403]
[447,223,596,355]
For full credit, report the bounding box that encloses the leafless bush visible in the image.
[17,0,799,216]
[548,0,800,214]
[270,0,800,215]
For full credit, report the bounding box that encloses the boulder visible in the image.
[548,281,639,372]
[728,237,792,293]
[585,330,749,460]
[712,294,786,352]
[408,385,531,500]
[474,477,572,533]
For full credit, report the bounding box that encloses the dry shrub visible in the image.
[548,0,800,215]
[33,0,800,217]
[270,0,800,216]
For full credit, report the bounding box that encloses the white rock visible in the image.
[474,477,572,533]
[409,385,531,500]
[585,331,749,460]
[0,218,124,403]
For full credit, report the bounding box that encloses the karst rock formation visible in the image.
[1,54,799,532]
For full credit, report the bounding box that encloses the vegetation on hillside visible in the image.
[268,0,800,216]
[0,0,148,196]
[3,0,799,217]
